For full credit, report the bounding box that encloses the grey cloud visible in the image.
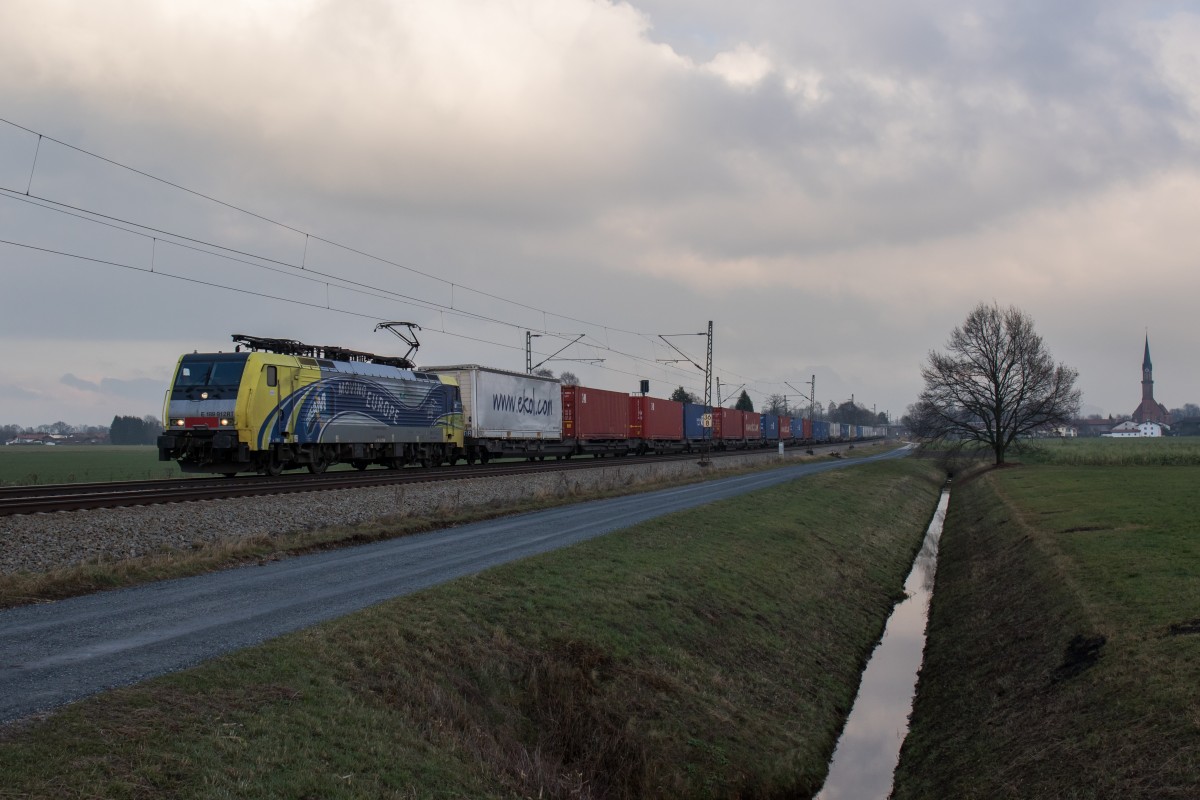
[0,383,41,400]
[99,377,166,400]
[60,373,99,392]
[2,0,1199,425]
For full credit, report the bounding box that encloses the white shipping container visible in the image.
[424,364,562,440]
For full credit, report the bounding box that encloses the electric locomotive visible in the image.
[157,335,464,476]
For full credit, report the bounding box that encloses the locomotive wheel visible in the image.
[307,456,328,475]
[352,460,369,471]
[221,472,238,479]
[264,455,284,477]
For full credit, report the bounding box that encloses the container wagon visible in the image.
[683,402,712,449]
[425,364,567,463]
[563,385,631,455]
[629,396,687,454]
[714,408,745,448]
[745,412,762,446]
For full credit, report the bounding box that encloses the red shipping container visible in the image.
[629,396,684,440]
[780,416,792,439]
[802,417,813,439]
[562,385,629,440]
[715,408,744,440]
[745,412,761,438]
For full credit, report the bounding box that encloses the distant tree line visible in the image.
[3,422,108,440]
[109,416,162,445]
[1170,403,1200,420]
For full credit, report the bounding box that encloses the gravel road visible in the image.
[0,446,911,724]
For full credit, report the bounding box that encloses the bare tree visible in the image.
[912,302,1080,465]
[763,394,788,415]
[558,371,580,386]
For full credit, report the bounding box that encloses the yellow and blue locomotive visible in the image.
[158,335,464,476]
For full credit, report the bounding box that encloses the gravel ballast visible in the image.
[1,448,832,575]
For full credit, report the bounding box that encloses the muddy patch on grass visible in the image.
[1167,619,1200,636]
[1052,634,1106,683]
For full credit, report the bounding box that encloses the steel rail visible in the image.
[1,446,816,516]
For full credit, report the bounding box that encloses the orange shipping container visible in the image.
[715,408,745,440]
[562,385,630,440]
[629,396,684,440]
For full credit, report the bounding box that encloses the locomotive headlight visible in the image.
[220,418,230,426]
[200,391,209,400]
[175,419,185,426]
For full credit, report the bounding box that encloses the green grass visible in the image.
[0,444,894,609]
[0,442,870,486]
[893,463,1200,799]
[1019,437,1200,466]
[0,445,184,485]
[0,457,945,799]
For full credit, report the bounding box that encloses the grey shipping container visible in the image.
[423,364,562,440]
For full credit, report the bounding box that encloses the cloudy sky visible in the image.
[2,0,1199,428]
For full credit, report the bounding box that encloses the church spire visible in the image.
[1133,332,1169,425]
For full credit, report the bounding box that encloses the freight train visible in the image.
[157,335,886,476]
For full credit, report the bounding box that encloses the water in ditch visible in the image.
[814,488,950,800]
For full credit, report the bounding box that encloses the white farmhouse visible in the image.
[1102,421,1165,438]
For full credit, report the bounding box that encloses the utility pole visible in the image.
[785,374,817,419]
[700,321,713,459]
[656,321,713,447]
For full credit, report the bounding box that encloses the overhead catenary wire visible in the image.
[0,236,697,387]
[0,116,789,399]
[0,188,712,391]
[0,115,650,338]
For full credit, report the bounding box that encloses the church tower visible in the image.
[1132,334,1170,424]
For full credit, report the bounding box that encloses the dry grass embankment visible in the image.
[893,461,1200,799]
[1,457,944,799]
[0,444,891,609]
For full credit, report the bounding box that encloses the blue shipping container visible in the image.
[683,402,711,440]
[761,414,779,440]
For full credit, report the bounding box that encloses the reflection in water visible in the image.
[815,489,950,800]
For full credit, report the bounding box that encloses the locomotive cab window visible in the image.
[266,366,277,387]
[173,355,247,396]
[177,364,211,386]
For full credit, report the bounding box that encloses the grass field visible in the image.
[893,462,1200,798]
[0,458,945,798]
[0,445,183,485]
[1020,436,1200,466]
[0,442,876,486]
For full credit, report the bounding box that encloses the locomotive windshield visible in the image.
[172,354,247,397]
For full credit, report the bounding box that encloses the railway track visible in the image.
[0,447,792,516]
